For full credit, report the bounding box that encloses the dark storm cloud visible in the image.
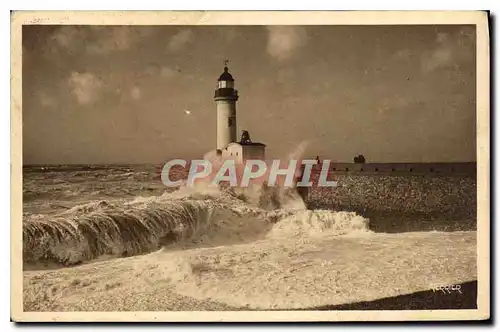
[22,25,476,164]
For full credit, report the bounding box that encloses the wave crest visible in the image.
[23,186,370,267]
[268,210,370,238]
[23,198,216,266]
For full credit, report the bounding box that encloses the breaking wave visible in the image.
[267,210,370,238]
[23,186,370,267]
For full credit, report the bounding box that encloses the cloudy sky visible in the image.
[22,25,476,164]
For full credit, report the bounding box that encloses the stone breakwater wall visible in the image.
[307,174,476,218]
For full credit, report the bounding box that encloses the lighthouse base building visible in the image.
[221,141,266,164]
[214,63,266,164]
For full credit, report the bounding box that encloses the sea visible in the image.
[21,164,478,311]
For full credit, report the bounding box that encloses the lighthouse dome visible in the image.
[218,66,234,82]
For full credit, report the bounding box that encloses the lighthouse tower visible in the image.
[214,61,238,150]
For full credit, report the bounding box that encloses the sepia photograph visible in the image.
[11,11,490,322]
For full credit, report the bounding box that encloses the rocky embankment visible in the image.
[307,174,477,232]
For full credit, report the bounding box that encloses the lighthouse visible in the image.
[214,61,266,164]
[214,61,238,150]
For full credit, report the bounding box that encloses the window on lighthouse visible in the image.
[218,81,234,89]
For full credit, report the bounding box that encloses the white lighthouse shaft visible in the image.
[214,63,239,150]
[216,100,237,150]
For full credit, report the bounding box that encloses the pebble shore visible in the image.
[307,174,476,230]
